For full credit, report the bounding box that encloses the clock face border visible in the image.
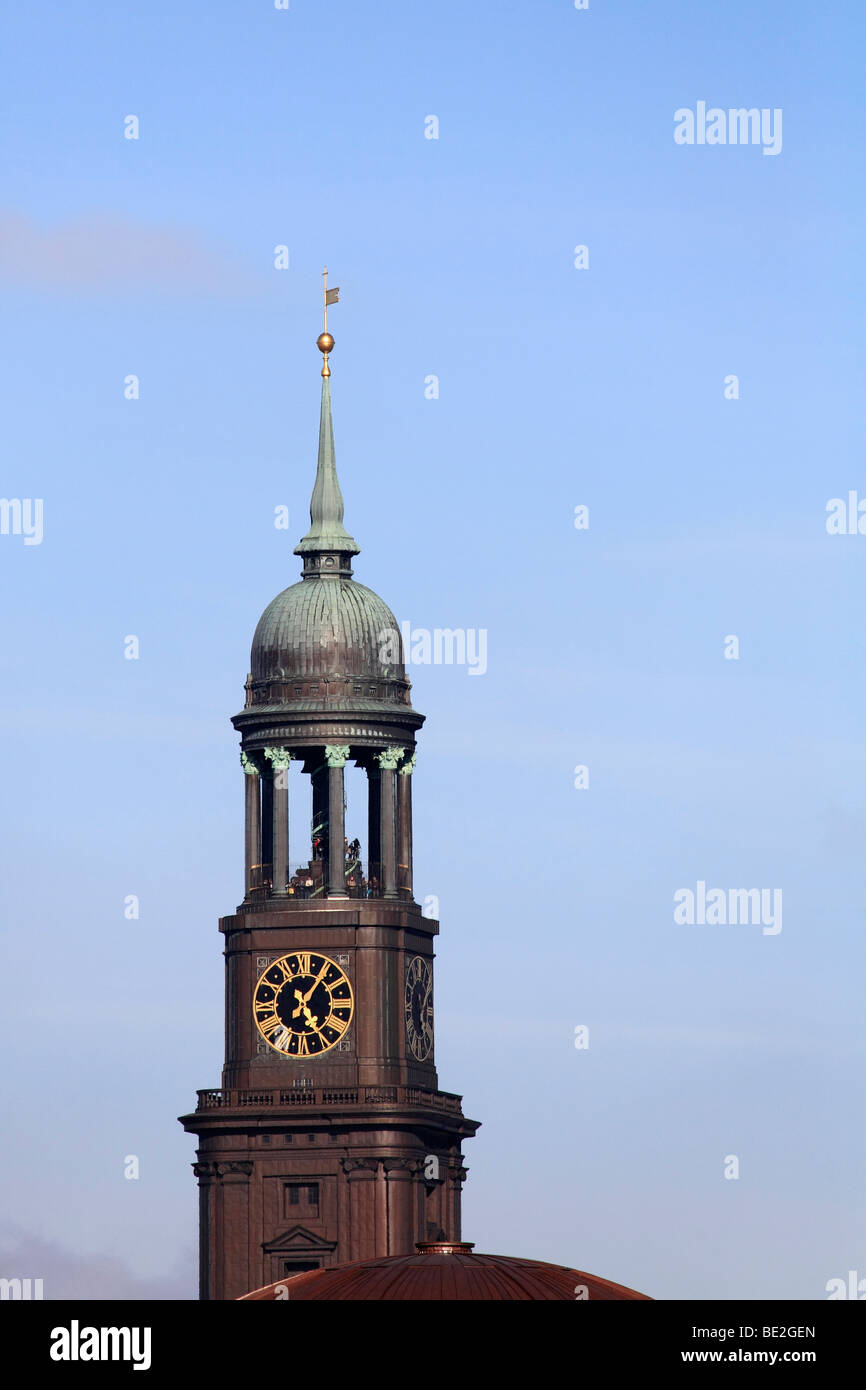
[253,951,354,1059]
[405,954,433,1062]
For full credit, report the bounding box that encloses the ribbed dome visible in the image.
[251,577,404,683]
[239,1247,652,1302]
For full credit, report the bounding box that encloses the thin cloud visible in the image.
[0,210,265,296]
[0,1228,196,1300]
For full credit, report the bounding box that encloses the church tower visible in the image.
[180,282,479,1300]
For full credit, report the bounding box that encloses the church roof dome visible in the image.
[239,1244,651,1302]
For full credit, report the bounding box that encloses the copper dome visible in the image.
[238,1245,651,1301]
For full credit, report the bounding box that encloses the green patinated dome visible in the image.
[251,576,404,683]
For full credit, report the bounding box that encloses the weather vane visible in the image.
[317,266,340,377]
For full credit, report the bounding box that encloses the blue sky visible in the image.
[0,0,863,1300]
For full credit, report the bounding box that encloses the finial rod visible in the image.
[317,267,339,377]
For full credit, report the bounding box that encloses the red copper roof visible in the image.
[240,1245,651,1302]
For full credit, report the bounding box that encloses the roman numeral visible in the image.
[297,952,311,975]
[326,1012,347,1036]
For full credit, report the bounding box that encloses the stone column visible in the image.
[240,752,261,897]
[377,748,404,901]
[366,765,381,893]
[311,762,328,873]
[324,745,350,898]
[446,1159,468,1241]
[397,751,416,900]
[193,1161,218,1301]
[341,1159,378,1262]
[264,747,292,896]
[260,767,273,891]
[217,1160,253,1301]
[383,1158,417,1254]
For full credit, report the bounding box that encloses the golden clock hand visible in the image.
[302,965,329,1003]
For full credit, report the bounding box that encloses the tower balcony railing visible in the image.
[195,1085,463,1115]
[245,859,411,903]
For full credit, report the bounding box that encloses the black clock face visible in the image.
[254,952,353,1057]
[405,955,433,1061]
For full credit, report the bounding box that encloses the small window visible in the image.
[285,1183,320,1218]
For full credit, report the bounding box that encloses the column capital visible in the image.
[324,744,351,768]
[340,1157,379,1179]
[382,1157,419,1177]
[240,750,261,776]
[217,1161,254,1181]
[377,746,405,771]
[398,751,417,775]
[263,746,294,772]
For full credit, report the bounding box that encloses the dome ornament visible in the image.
[294,270,360,565]
[317,267,339,377]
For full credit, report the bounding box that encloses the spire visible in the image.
[294,270,360,562]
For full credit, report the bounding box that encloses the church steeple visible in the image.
[293,376,360,560]
[180,277,478,1301]
[294,271,360,569]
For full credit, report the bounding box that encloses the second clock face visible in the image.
[254,952,353,1058]
[405,955,433,1061]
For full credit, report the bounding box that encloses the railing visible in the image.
[196,1085,463,1115]
[245,859,408,902]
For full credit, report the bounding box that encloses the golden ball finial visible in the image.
[317,331,334,354]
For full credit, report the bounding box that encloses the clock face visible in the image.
[254,952,353,1058]
[405,955,433,1061]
